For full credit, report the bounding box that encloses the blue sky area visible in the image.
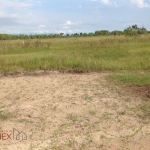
[0,0,150,34]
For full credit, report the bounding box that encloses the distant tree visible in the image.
[124,26,137,36]
[80,32,83,36]
[95,30,110,36]
[88,33,94,36]
[124,24,147,36]
[73,33,79,37]
[59,33,64,37]
[111,30,123,35]
[137,27,147,34]
[132,24,139,30]
[66,34,70,37]
[82,33,87,36]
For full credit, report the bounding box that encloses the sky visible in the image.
[0,0,150,34]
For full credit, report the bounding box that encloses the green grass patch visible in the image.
[67,114,78,123]
[140,102,150,118]
[0,35,150,74]
[110,73,150,85]
[18,119,28,123]
[0,111,9,120]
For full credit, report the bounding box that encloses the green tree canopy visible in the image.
[124,24,147,36]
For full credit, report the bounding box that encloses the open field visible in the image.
[0,35,149,97]
[0,36,150,149]
[0,35,150,74]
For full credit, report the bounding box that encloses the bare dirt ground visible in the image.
[0,73,150,150]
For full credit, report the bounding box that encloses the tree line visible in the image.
[0,25,149,40]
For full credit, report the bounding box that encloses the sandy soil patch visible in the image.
[0,73,150,150]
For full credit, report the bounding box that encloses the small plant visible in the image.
[100,135,106,139]
[53,105,57,111]
[15,96,20,100]
[0,111,9,120]
[140,102,150,118]
[67,114,78,123]
[84,94,92,101]
[102,112,112,119]
[118,110,126,115]
[18,119,28,123]
[67,140,75,147]
[89,110,97,115]
[86,134,93,142]
[0,106,5,109]
[52,145,63,150]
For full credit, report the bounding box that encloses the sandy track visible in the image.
[0,73,150,150]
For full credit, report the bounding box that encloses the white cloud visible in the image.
[0,0,33,20]
[102,0,118,6]
[0,0,33,10]
[57,29,80,34]
[131,0,150,8]
[30,30,50,34]
[36,0,43,6]
[39,25,47,28]
[10,13,21,18]
[79,5,82,8]
[0,12,7,18]
[57,30,73,34]
[90,0,99,1]
[90,0,117,6]
[0,0,47,29]
[102,0,112,4]
[0,11,21,19]
[62,26,70,29]
[59,20,82,34]
[29,12,34,16]
[65,20,73,25]
[62,20,82,26]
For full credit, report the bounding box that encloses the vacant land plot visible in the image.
[0,36,150,149]
[0,73,150,150]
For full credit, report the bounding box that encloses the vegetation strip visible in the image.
[0,35,150,74]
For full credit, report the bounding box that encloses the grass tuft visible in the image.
[0,111,9,120]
